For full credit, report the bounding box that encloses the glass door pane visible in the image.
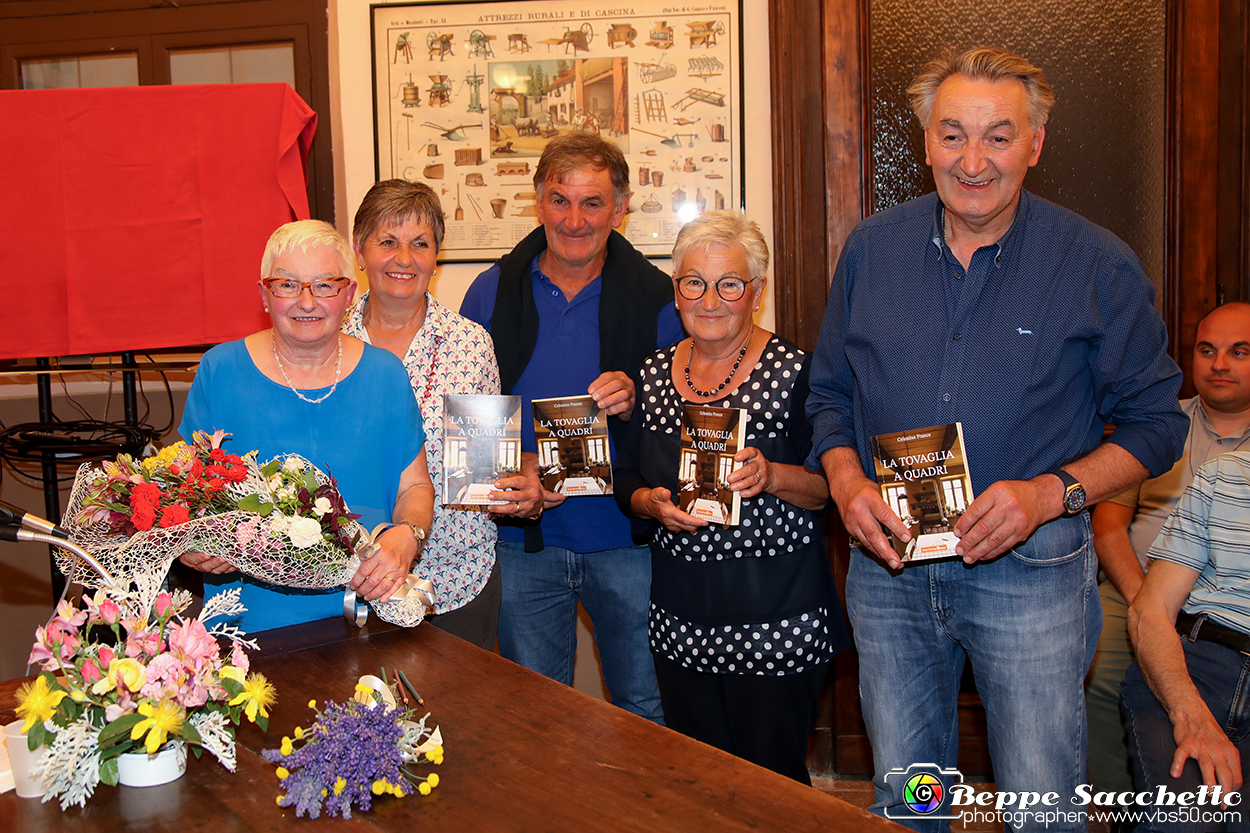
[169,43,295,87]
[20,53,139,89]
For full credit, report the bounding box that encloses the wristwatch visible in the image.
[393,521,427,552]
[1052,470,1086,517]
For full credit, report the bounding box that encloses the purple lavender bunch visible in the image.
[263,698,412,819]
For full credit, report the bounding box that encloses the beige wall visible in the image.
[327,0,776,330]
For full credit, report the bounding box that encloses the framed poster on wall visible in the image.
[371,0,743,260]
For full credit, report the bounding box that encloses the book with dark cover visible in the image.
[442,394,522,505]
[532,395,613,497]
[869,422,975,562]
[678,404,748,526]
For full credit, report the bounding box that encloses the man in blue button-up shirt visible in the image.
[807,47,1187,831]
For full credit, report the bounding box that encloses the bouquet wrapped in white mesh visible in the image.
[61,430,432,627]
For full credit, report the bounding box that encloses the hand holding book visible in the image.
[486,452,553,519]
[587,371,636,420]
[629,486,709,534]
[725,447,772,499]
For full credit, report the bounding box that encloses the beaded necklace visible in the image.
[685,333,750,398]
[419,332,443,410]
[271,333,343,404]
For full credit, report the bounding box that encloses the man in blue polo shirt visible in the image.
[806,47,1187,831]
[461,132,682,722]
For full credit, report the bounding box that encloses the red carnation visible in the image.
[132,502,157,531]
[158,504,190,528]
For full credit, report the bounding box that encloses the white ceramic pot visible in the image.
[116,741,187,788]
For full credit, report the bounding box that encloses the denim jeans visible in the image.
[1086,580,1136,794]
[1122,638,1250,833]
[496,541,664,724]
[846,514,1099,833]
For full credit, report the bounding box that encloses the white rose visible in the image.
[313,497,333,515]
[287,516,324,548]
[267,514,291,536]
[268,474,283,490]
[283,458,303,473]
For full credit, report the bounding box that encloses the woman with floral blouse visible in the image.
[342,180,502,649]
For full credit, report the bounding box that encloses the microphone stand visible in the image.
[0,525,118,591]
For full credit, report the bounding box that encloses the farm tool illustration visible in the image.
[423,121,481,142]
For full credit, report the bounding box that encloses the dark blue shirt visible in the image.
[462,258,685,552]
[806,190,1187,494]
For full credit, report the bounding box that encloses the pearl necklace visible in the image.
[685,334,750,398]
[271,333,343,404]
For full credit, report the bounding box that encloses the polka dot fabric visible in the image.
[632,336,841,676]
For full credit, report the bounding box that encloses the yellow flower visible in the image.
[280,737,294,756]
[130,700,185,754]
[372,780,386,796]
[15,675,68,733]
[333,777,347,796]
[354,683,374,696]
[219,665,245,684]
[70,690,86,703]
[276,795,284,806]
[307,699,317,709]
[107,657,147,693]
[228,673,276,723]
[293,726,303,739]
[276,767,289,780]
[427,773,439,789]
[419,782,432,796]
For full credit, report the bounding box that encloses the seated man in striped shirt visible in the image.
[1123,454,1250,827]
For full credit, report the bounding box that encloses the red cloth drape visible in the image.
[0,83,317,360]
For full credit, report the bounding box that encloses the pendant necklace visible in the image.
[272,332,343,404]
[686,331,751,398]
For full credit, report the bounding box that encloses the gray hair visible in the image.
[261,220,354,278]
[671,210,769,281]
[908,46,1056,131]
[533,132,630,206]
[353,179,446,252]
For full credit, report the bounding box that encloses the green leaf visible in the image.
[27,722,47,750]
[236,493,273,515]
[182,722,202,746]
[99,756,119,786]
[98,712,144,746]
[256,715,269,732]
[261,459,281,477]
[301,470,319,492]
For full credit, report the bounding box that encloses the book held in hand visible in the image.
[678,404,748,526]
[532,395,613,497]
[869,422,974,562]
[442,394,522,505]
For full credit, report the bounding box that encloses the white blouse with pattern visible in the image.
[343,291,501,614]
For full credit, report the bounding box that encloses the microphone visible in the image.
[0,499,72,540]
[0,525,118,589]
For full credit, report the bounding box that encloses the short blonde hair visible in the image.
[671,210,769,281]
[261,220,354,278]
[908,46,1056,130]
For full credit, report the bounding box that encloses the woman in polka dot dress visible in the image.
[614,211,850,783]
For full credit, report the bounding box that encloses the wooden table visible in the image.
[0,617,901,832]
